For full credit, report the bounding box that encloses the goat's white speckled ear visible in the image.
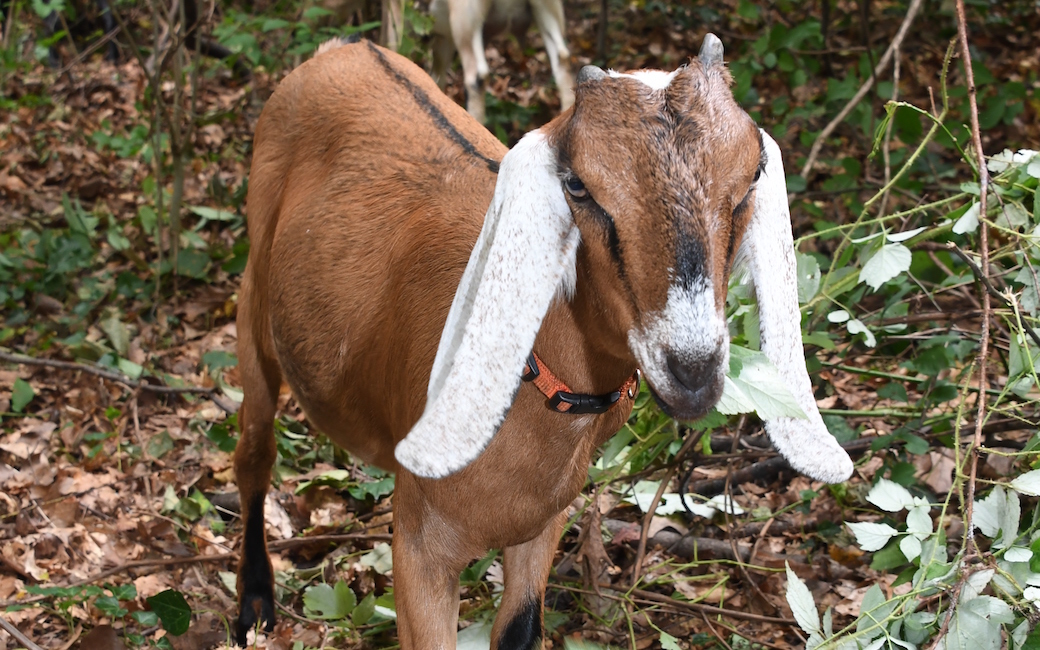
[742,130,853,483]
[395,131,580,479]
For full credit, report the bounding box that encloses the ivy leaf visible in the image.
[866,478,914,512]
[303,582,357,620]
[146,589,191,636]
[1011,470,1040,496]
[859,243,912,290]
[11,378,34,412]
[846,521,899,551]
[785,563,821,636]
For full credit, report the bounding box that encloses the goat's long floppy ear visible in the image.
[745,131,854,483]
[395,131,580,479]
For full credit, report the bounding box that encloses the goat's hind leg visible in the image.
[234,289,282,645]
[491,512,568,650]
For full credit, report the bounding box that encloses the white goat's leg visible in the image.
[450,0,491,122]
[488,512,567,650]
[529,0,574,110]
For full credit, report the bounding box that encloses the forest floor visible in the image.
[1,1,1039,649]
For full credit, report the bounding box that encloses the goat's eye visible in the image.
[752,166,762,183]
[564,176,589,200]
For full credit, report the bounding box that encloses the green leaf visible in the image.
[796,253,821,303]
[352,592,376,626]
[866,478,913,512]
[859,243,912,290]
[785,563,820,635]
[100,312,130,356]
[11,378,34,412]
[360,542,394,575]
[146,589,191,636]
[201,350,238,371]
[303,582,357,620]
[716,346,807,419]
[1011,469,1040,496]
[846,521,898,551]
[659,631,681,650]
[953,202,981,234]
[118,358,143,380]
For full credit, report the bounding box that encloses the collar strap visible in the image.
[521,352,640,415]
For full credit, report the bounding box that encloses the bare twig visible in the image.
[953,0,992,559]
[631,426,703,587]
[800,0,924,180]
[0,350,239,413]
[0,614,45,650]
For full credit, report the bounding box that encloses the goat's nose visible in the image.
[666,349,722,394]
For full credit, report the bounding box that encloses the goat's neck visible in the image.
[535,261,638,396]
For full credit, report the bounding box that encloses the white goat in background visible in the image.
[233,34,852,649]
[429,0,574,123]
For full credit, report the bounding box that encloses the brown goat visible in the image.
[234,37,852,649]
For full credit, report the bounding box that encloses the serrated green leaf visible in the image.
[866,478,914,512]
[1011,469,1040,496]
[12,377,34,412]
[716,346,806,419]
[659,631,681,650]
[906,504,933,538]
[785,563,820,635]
[847,521,898,551]
[146,589,191,636]
[859,243,912,290]
[352,592,376,626]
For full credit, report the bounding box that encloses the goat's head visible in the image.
[395,34,854,484]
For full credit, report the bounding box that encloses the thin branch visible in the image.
[953,0,992,559]
[630,426,703,588]
[0,351,214,395]
[0,614,45,650]
[800,0,924,180]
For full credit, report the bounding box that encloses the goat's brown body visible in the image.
[236,41,637,648]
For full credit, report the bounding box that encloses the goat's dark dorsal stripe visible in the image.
[498,597,541,650]
[366,41,500,174]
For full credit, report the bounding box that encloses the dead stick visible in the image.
[800,0,924,180]
[0,614,44,650]
[631,427,703,587]
[0,351,215,395]
[954,0,991,562]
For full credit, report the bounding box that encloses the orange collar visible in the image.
[521,352,640,415]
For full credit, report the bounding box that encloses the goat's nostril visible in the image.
[665,350,720,393]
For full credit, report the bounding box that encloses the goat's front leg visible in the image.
[491,511,568,650]
[392,477,468,650]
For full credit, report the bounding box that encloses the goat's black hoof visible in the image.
[236,595,275,646]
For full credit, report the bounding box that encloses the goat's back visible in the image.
[241,41,506,469]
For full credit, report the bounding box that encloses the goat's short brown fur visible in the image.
[236,37,852,648]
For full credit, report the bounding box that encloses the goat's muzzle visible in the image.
[646,347,726,420]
